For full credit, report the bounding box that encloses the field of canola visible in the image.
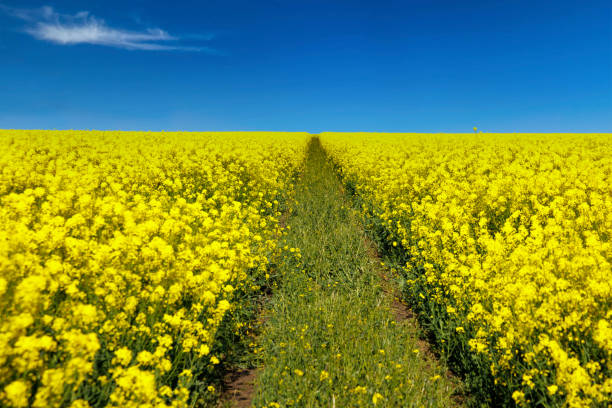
[1,130,611,408]
[0,130,309,407]
[321,133,611,407]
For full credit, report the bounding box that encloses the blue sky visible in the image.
[1,0,611,132]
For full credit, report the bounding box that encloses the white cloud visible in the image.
[1,5,210,51]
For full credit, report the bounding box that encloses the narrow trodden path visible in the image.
[248,138,460,407]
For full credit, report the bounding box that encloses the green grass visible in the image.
[251,138,460,407]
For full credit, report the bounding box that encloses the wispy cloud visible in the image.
[1,5,213,52]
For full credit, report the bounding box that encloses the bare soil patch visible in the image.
[221,368,259,408]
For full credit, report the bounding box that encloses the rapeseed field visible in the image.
[1,131,610,407]
[321,132,611,407]
[0,130,309,407]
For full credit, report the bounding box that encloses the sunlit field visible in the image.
[0,130,610,407]
[321,133,611,407]
[0,130,309,407]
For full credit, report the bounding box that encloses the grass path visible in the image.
[247,138,460,407]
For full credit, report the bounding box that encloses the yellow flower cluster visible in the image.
[0,130,309,407]
[321,132,611,407]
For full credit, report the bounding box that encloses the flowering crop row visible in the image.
[0,130,309,407]
[321,133,611,407]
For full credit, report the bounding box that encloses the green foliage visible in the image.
[253,139,460,407]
